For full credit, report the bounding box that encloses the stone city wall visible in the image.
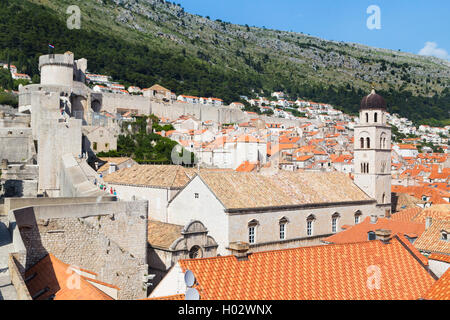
[12,200,148,300]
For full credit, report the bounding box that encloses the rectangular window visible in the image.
[280,224,286,240]
[355,216,360,224]
[332,218,338,233]
[194,193,199,199]
[249,226,255,244]
[307,220,313,236]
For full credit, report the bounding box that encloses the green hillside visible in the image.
[0,0,449,126]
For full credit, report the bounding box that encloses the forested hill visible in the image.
[0,0,449,126]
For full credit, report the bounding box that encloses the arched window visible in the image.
[366,137,370,149]
[279,217,289,240]
[354,211,362,224]
[365,113,369,123]
[331,213,340,233]
[189,245,203,259]
[306,215,315,236]
[360,137,364,149]
[248,219,259,244]
[374,112,378,123]
[366,163,369,174]
[382,193,386,204]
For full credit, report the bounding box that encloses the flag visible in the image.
[48,44,55,49]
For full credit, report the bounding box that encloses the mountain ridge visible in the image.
[1,0,449,125]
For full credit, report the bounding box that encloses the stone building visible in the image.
[147,219,217,290]
[9,199,149,300]
[353,89,392,216]
[167,170,378,255]
[103,165,197,221]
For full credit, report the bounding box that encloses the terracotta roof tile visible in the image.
[196,171,371,210]
[423,268,450,300]
[104,165,194,188]
[25,254,114,300]
[179,237,435,300]
[323,217,425,246]
[414,220,450,255]
[148,220,183,249]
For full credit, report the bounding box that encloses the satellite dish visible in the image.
[184,270,196,287]
[185,288,200,300]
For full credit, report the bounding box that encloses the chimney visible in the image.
[108,163,117,174]
[375,229,392,243]
[228,241,250,261]
[425,217,432,230]
[370,215,378,224]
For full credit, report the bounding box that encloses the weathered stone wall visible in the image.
[0,128,34,163]
[13,201,148,300]
[38,118,82,194]
[7,254,32,300]
[101,93,151,115]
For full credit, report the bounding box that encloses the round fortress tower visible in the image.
[39,51,74,87]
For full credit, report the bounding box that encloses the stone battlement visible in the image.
[38,52,74,70]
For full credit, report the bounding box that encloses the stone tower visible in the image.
[354,88,392,216]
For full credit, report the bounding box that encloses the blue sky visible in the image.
[175,0,450,60]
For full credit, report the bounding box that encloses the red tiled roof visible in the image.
[179,237,435,300]
[323,217,426,249]
[391,207,423,222]
[25,254,115,300]
[423,268,450,300]
[236,161,257,172]
[428,253,450,264]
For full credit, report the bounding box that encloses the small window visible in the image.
[366,137,370,149]
[249,226,255,244]
[354,211,362,224]
[374,112,378,123]
[194,193,199,199]
[189,245,203,259]
[332,213,340,233]
[332,217,338,233]
[307,220,313,236]
[248,219,259,244]
[360,137,364,149]
[365,113,369,123]
[441,232,448,242]
[368,231,376,241]
[280,223,286,240]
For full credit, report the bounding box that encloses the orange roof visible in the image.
[323,216,426,250]
[293,155,314,162]
[423,268,450,300]
[143,294,185,300]
[178,237,435,300]
[391,207,423,223]
[25,254,115,300]
[236,135,259,143]
[236,161,257,172]
[398,144,417,150]
[428,253,450,263]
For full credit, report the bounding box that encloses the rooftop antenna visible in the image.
[184,269,200,300]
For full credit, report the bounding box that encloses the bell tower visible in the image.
[354,88,391,216]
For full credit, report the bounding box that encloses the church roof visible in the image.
[360,89,387,110]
